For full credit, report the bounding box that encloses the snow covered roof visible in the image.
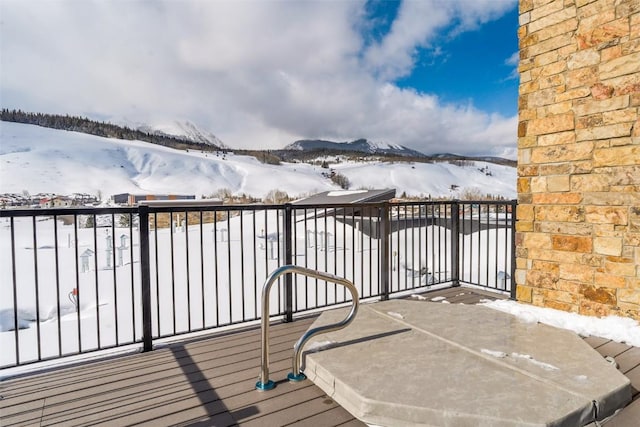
[292,189,395,206]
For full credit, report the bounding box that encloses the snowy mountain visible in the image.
[117,118,227,148]
[285,138,427,158]
[0,122,516,200]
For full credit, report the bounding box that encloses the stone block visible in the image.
[555,86,591,101]
[600,52,640,79]
[539,162,572,174]
[571,174,610,192]
[582,253,604,267]
[521,0,534,14]
[517,221,534,232]
[529,6,577,33]
[594,273,627,288]
[601,45,623,62]
[603,109,637,124]
[577,122,634,141]
[531,0,564,21]
[516,284,533,302]
[520,80,539,95]
[630,206,640,231]
[519,135,538,148]
[532,259,560,273]
[594,236,623,256]
[540,60,567,76]
[523,231,552,247]
[585,206,629,225]
[536,205,585,222]
[523,114,568,138]
[518,165,539,176]
[583,191,640,206]
[553,235,593,252]
[546,174,571,191]
[573,95,629,116]
[542,101,573,115]
[555,279,583,294]
[533,192,582,204]
[543,288,580,304]
[535,221,593,236]
[539,74,565,89]
[615,0,640,18]
[518,177,532,193]
[527,268,559,288]
[517,205,534,221]
[531,176,547,192]
[558,264,593,284]
[520,11,532,26]
[519,148,532,165]
[547,299,577,312]
[577,2,615,23]
[572,160,593,174]
[577,114,604,129]
[531,141,594,163]
[534,50,560,67]
[567,48,601,69]
[582,285,617,305]
[604,258,636,276]
[618,289,640,306]
[579,299,613,317]
[593,145,640,166]
[528,87,559,107]
[597,166,640,185]
[590,82,615,99]
[528,33,575,57]
[566,65,599,88]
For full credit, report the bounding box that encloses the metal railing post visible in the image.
[380,203,390,300]
[138,204,153,352]
[283,204,293,322]
[451,200,460,287]
[510,200,518,300]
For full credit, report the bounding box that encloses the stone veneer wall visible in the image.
[516,0,640,319]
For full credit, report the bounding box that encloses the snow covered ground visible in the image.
[0,121,516,200]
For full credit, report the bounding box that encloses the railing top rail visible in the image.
[0,206,138,217]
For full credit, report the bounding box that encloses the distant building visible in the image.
[40,196,73,208]
[111,193,196,206]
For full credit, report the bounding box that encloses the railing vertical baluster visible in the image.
[185,211,192,331]
[138,204,153,352]
[510,201,518,300]
[380,203,390,301]
[200,211,205,329]
[11,217,19,365]
[53,215,62,356]
[451,201,460,287]
[73,214,81,353]
[111,214,119,344]
[32,216,42,361]
[129,213,135,342]
[283,203,293,322]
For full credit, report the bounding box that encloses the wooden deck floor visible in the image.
[1,286,639,426]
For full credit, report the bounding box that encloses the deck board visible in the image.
[2,286,640,427]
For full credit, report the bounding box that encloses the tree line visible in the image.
[0,109,223,152]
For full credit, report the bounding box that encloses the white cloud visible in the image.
[0,0,517,158]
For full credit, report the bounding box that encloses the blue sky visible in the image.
[1,0,519,158]
[398,7,519,117]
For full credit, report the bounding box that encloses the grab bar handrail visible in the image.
[256,265,359,391]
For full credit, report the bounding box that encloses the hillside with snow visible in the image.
[0,122,516,200]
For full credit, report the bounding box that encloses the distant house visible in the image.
[111,193,196,206]
[40,196,73,208]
